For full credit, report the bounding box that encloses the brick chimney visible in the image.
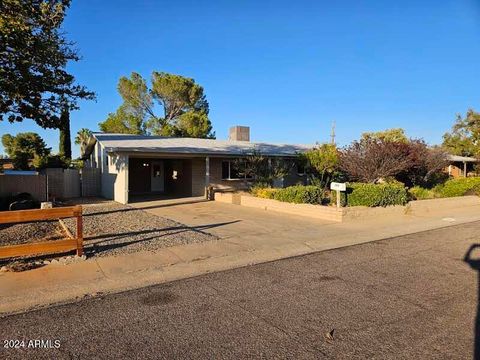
[228,126,250,141]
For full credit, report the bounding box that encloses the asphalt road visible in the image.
[1,221,480,359]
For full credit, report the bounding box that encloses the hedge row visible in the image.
[433,177,480,198]
[251,187,278,200]
[251,178,480,208]
[252,185,324,204]
[345,182,408,207]
[408,177,480,200]
[408,186,436,200]
[252,183,408,207]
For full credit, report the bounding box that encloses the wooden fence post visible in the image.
[74,205,83,256]
[0,205,84,259]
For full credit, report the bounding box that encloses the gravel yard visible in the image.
[0,221,64,246]
[0,202,218,259]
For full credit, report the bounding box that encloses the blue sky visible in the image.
[1,0,479,157]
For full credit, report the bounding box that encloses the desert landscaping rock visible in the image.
[0,202,217,263]
[3,261,43,272]
[61,202,218,257]
[0,220,64,246]
[53,255,87,265]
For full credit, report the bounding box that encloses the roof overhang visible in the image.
[105,148,303,158]
[447,154,479,163]
[95,133,311,158]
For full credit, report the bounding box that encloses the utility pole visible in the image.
[330,120,336,145]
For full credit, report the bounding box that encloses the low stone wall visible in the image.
[215,192,343,222]
[406,195,480,213]
[214,193,480,222]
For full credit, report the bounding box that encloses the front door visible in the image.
[129,158,151,194]
[151,160,165,192]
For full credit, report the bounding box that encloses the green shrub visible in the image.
[252,185,325,204]
[408,186,436,200]
[251,186,278,199]
[434,177,480,198]
[251,185,324,204]
[272,185,324,204]
[346,182,408,207]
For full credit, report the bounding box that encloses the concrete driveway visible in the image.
[131,197,335,243]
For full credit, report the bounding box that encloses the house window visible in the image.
[221,161,230,179]
[222,160,252,180]
[297,163,306,176]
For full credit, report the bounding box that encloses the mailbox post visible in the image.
[330,182,346,208]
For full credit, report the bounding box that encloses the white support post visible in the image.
[205,156,210,197]
[464,161,467,177]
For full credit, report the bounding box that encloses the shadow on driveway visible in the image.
[464,244,480,360]
[83,220,241,256]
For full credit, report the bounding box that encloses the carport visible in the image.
[128,157,194,202]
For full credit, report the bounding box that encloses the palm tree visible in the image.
[75,128,96,160]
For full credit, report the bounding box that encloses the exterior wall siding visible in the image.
[191,158,206,196]
[100,166,114,200]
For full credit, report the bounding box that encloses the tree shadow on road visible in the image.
[464,244,480,360]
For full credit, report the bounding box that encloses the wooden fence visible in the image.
[0,168,101,202]
[0,206,83,259]
[0,174,47,202]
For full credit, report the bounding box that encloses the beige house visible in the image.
[88,126,310,204]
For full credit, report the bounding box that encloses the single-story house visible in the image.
[87,126,310,204]
[446,154,479,178]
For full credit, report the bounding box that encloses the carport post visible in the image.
[464,161,467,177]
[205,156,210,196]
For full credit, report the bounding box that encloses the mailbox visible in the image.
[330,182,346,192]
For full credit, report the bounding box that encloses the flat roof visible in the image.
[94,133,311,157]
[447,154,479,162]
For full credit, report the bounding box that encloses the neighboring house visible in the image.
[446,155,479,178]
[0,158,14,170]
[88,126,310,204]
